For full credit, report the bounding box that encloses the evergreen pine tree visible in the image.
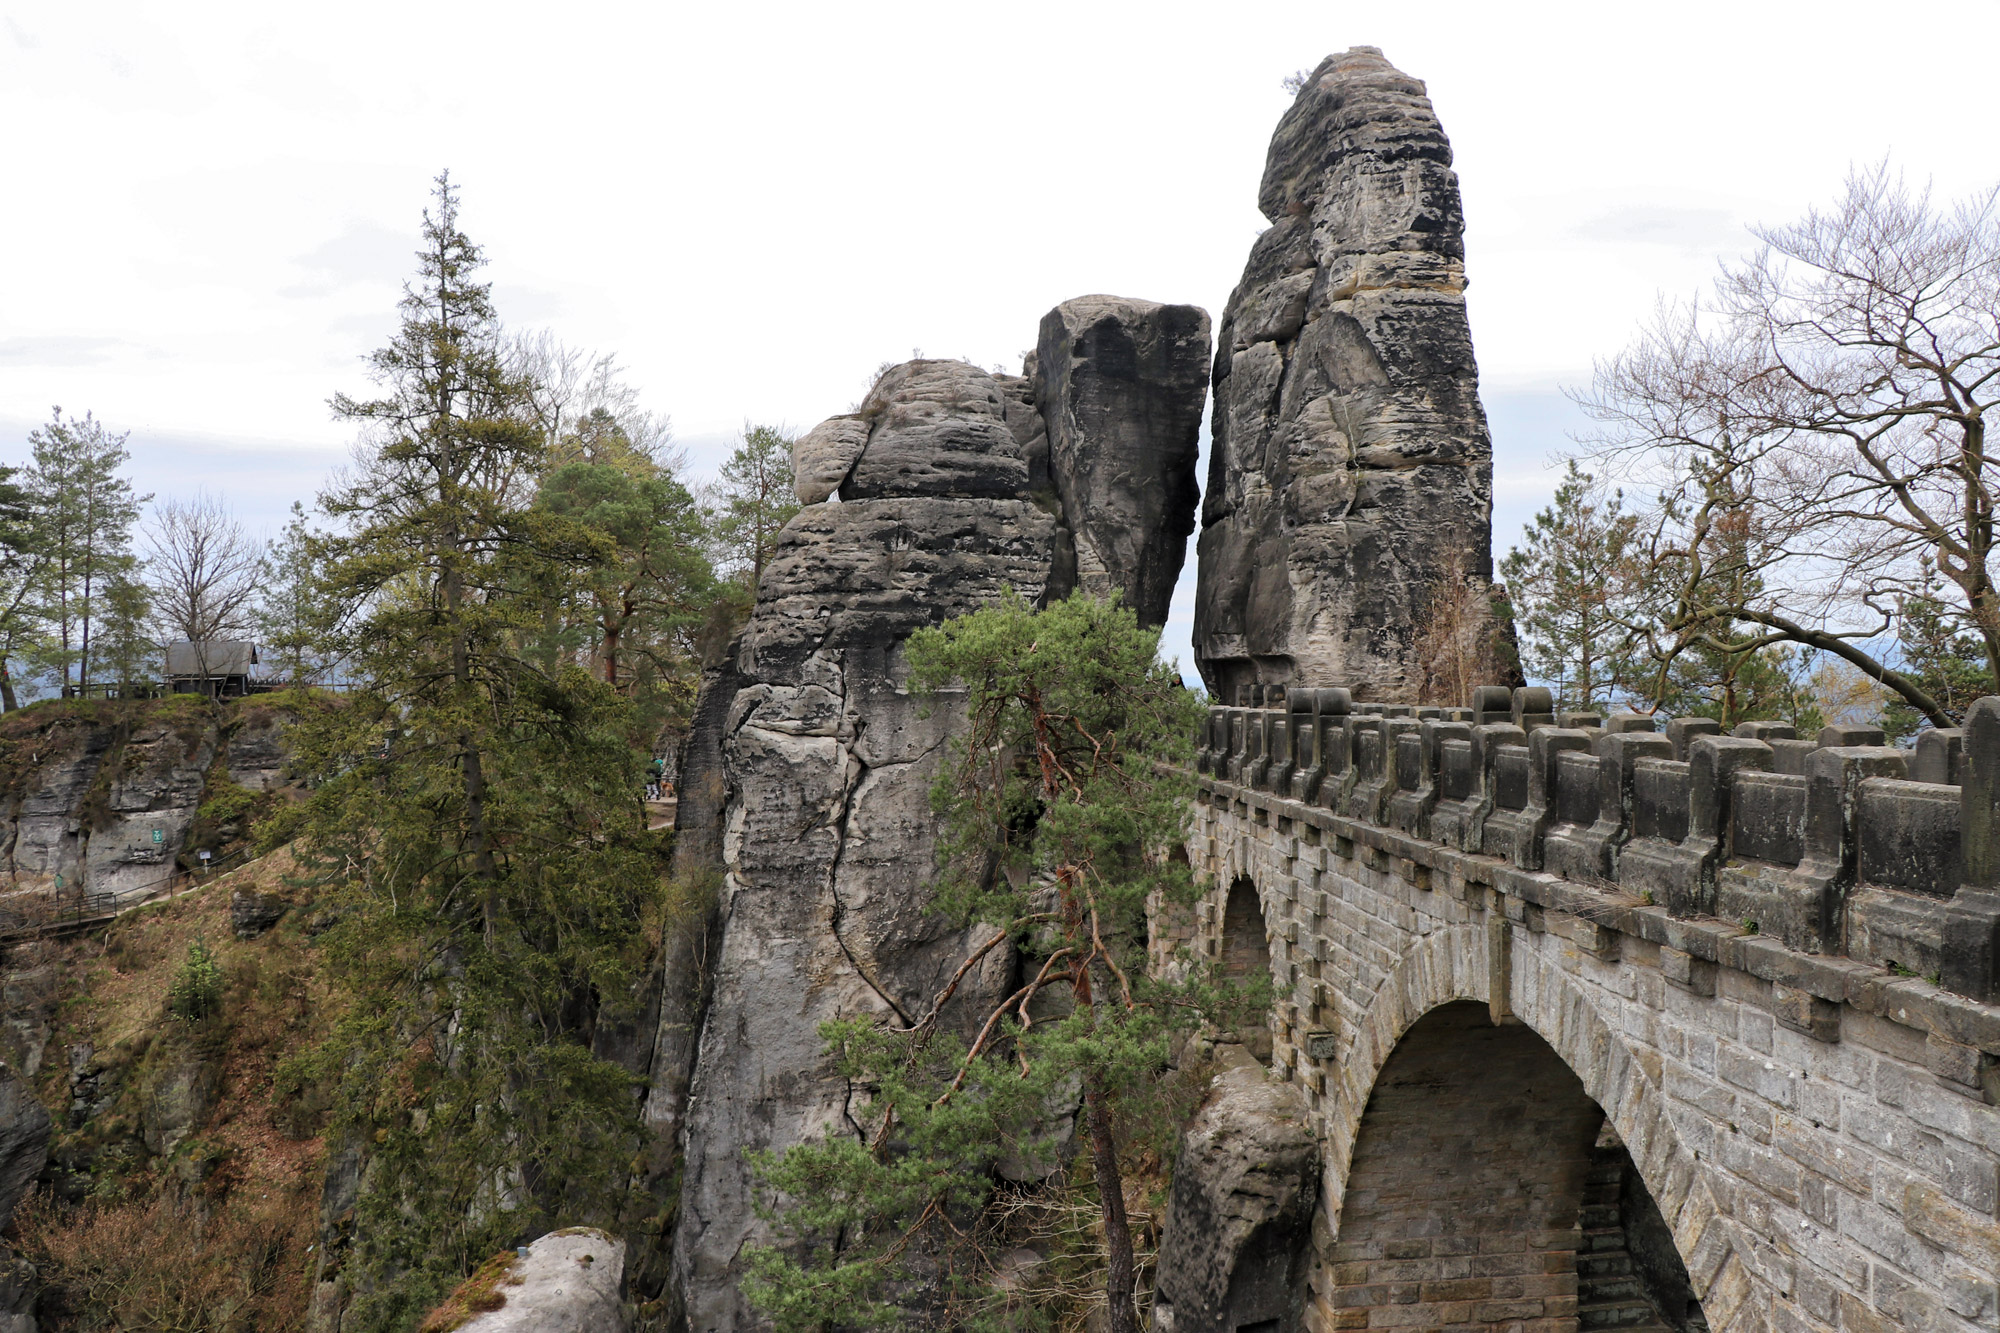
[713,423,799,588]
[255,503,338,687]
[285,172,664,1330]
[534,458,714,708]
[1883,563,1998,740]
[1500,461,1638,711]
[0,463,43,710]
[24,408,146,695]
[744,593,1229,1333]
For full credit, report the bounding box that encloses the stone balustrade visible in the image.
[1194,685,2000,1005]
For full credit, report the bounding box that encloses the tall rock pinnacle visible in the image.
[651,298,1207,1330]
[1193,47,1503,702]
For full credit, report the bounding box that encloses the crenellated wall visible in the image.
[1158,684,2000,1333]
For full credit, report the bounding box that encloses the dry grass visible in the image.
[16,1185,317,1333]
[10,844,340,1332]
[417,1250,524,1333]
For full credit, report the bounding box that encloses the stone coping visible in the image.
[1197,773,2000,1058]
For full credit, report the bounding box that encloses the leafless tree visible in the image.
[503,329,679,472]
[1414,546,1522,706]
[145,492,261,674]
[1581,164,2000,727]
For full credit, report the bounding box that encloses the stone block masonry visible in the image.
[1163,686,2000,1333]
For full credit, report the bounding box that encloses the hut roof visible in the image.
[164,641,258,678]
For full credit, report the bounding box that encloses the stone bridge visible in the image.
[1155,686,2000,1333]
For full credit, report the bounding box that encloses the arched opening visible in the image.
[1317,1001,1704,1332]
[1219,877,1273,1062]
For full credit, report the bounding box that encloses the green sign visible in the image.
[152,829,163,844]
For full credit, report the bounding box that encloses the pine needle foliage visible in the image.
[744,592,1224,1333]
[285,172,666,1331]
[167,938,224,1023]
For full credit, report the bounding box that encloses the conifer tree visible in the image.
[534,458,714,703]
[1500,461,1637,711]
[255,502,338,686]
[24,409,146,694]
[714,422,799,588]
[745,593,1224,1333]
[0,463,42,710]
[286,172,664,1330]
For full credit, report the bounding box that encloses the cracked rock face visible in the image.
[1152,1056,1319,1333]
[661,300,1207,1330]
[0,1064,49,1234]
[1194,47,1500,703]
[0,708,226,900]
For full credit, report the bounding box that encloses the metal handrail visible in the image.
[0,844,256,939]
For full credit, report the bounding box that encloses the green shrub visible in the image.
[167,941,224,1023]
[195,781,261,828]
[251,799,307,854]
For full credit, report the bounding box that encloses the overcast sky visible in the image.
[5,1,1997,680]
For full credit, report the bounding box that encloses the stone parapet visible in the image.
[1174,700,2000,1333]
[1193,688,2000,1007]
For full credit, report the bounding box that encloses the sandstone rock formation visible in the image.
[1152,1054,1319,1333]
[453,1229,628,1333]
[0,700,294,900]
[0,1065,50,1232]
[652,296,1208,1330]
[1193,47,1502,703]
[1034,296,1210,625]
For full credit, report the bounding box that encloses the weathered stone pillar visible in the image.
[1193,48,1501,702]
[1943,698,2000,1001]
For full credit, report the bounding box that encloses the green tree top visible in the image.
[1501,460,1637,713]
[288,172,660,1332]
[713,422,799,589]
[25,407,147,694]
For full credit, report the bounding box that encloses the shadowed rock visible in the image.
[0,1065,49,1233]
[1035,295,1210,626]
[1153,1056,1319,1333]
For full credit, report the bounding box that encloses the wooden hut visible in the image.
[164,641,259,698]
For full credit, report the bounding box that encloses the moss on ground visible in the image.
[417,1250,524,1332]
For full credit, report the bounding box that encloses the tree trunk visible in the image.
[1071,950,1139,1333]
[0,662,15,712]
[444,557,499,939]
[1083,1073,1139,1333]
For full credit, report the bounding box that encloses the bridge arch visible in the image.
[1221,875,1274,1061]
[1300,924,1763,1333]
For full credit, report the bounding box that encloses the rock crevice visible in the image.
[646,300,1209,1330]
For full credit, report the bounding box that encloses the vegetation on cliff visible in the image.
[10,847,333,1330]
[744,593,1246,1333]
[268,172,671,1332]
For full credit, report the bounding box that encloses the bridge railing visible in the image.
[1194,683,2000,1006]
